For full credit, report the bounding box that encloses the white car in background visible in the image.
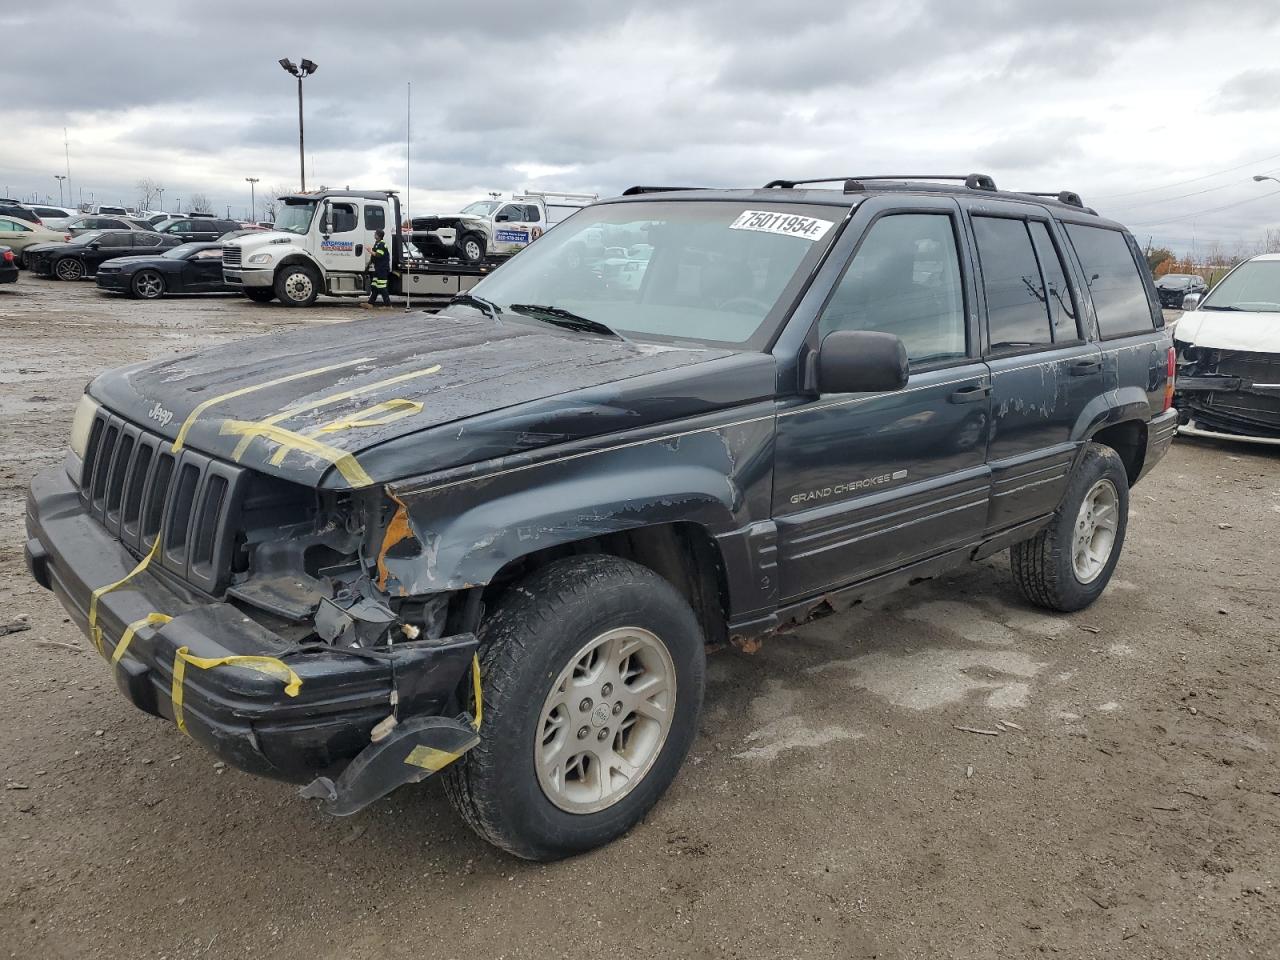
[1173,253,1280,445]
[27,205,77,230]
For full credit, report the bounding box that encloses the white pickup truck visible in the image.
[409,191,596,263]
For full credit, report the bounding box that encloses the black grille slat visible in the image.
[80,414,106,492]
[105,430,136,530]
[120,439,156,548]
[91,423,120,514]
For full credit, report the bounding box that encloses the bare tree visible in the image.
[136,178,163,211]
[188,192,212,213]
[259,183,294,223]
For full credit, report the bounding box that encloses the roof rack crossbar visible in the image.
[1019,190,1086,209]
[622,185,707,196]
[765,174,998,193]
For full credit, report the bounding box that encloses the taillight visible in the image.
[2,250,13,263]
[64,234,72,241]
[1163,346,1176,412]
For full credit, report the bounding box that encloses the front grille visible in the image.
[79,410,246,595]
[1206,350,1280,428]
[221,244,241,267]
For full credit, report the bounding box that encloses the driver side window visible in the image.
[330,203,358,233]
[819,213,967,365]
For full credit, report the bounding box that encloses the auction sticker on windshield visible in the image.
[729,210,834,241]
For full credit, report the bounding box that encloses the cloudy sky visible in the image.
[4,0,1280,255]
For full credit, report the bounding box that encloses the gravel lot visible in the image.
[1,275,1277,960]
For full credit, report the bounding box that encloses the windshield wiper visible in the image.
[509,303,622,339]
[1199,304,1243,311]
[449,293,503,320]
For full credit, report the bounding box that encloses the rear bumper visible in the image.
[25,465,477,786]
[222,267,272,288]
[0,266,16,283]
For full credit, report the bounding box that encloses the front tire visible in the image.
[273,263,319,307]
[444,555,706,861]
[54,257,84,281]
[1010,442,1129,612]
[130,269,165,299]
[457,232,485,263]
[244,288,275,303]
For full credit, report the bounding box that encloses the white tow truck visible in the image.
[409,191,596,263]
[222,189,504,308]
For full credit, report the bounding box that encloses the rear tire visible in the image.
[244,288,275,303]
[273,263,319,307]
[1010,442,1129,612]
[444,555,706,861]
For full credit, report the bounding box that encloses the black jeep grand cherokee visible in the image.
[25,175,1176,860]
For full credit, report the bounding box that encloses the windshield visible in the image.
[465,200,842,347]
[275,201,317,235]
[1200,260,1280,313]
[460,200,499,216]
[70,231,103,245]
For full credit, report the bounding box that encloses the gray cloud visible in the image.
[1213,68,1280,112]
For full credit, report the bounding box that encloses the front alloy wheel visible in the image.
[535,627,676,814]
[55,257,84,281]
[131,269,165,299]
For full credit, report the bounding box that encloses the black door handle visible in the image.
[354,243,364,256]
[948,384,991,404]
[1070,359,1102,376]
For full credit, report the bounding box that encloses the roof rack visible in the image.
[764,174,998,193]
[1018,190,1086,209]
[621,185,707,196]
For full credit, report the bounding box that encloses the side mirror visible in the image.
[494,212,512,222]
[1181,293,1201,311]
[321,201,333,236]
[816,330,909,394]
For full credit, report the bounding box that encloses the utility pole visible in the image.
[278,58,318,190]
[54,175,66,207]
[63,127,72,210]
[245,177,259,222]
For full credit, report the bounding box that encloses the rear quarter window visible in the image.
[1063,224,1158,338]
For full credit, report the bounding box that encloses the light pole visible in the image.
[278,57,318,190]
[158,187,165,211]
[245,177,259,222]
[54,175,66,207]
[1253,174,1280,187]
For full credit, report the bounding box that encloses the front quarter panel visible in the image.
[383,405,776,599]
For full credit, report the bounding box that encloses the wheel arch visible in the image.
[1088,418,1147,486]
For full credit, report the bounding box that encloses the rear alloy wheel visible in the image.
[54,257,84,281]
[130,269,165,299]
[458,233,485,263]
[273,264,319,307]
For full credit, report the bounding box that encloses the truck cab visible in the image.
[222,190,399,306]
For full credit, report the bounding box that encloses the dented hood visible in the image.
[1173,308,1280,354]
[88,311,763,489]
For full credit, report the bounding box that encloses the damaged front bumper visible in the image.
[1175,366,1280,443]
[25,464,479,813]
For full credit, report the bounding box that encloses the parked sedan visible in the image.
[0,246,17,284]
[0,199,43,225]
[28,205,78,230]
[0,215,70,266]
[153,217,243,242]
[95,242,231,298]
[63,215,156,237]
[24,230,182,280]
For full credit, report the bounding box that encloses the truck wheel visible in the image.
[444,555,706,861]
[1010,442,1129,612]
[457,233,485,263]
[274,264,319,307]
[244,288,275,303]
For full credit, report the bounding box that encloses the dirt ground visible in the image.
[1,275,1277,960]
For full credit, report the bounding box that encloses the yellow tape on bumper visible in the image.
[87,537,161,656]
[172,357,374,452]
[109,612,172,667]
[171,645,303,736]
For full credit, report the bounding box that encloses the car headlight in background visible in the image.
[69,393,100,459]
[248,253,274,264]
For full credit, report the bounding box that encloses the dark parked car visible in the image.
[0,199,43,225]
[153,217,243,243]
[95,242,231,298]
[1155,272,1206,309]
[64,215,154,237]
[0,245,17,283]
[24,230,182,280]
[25,174,1176,861]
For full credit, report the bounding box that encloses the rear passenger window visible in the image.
[1064,224,1155,338]
[973,217,1052,351]
[1027,221,1079,341]
[364,205,385,231]
[820,213,967,365]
